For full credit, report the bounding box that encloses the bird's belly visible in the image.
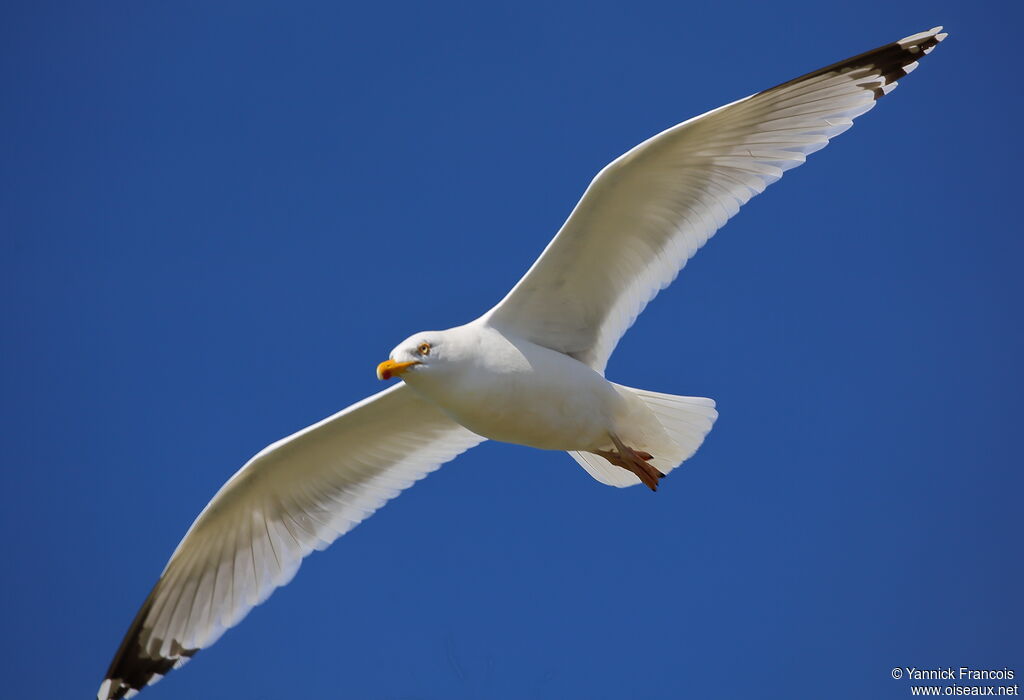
[444,380,613,450]
[408,343,624,451]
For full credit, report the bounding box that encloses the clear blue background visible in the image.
[2,1,1020,698]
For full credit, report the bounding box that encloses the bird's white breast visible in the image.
[403,324,627,451]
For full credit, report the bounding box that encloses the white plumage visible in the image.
[98,27,946,699]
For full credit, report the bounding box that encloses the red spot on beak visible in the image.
[377,359,420,380]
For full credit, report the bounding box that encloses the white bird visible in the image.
[98,27,946,699]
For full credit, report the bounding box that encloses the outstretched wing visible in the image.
[98,384,485,700]
[483,28,946,373]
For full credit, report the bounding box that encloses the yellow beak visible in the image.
[376,359,421,380]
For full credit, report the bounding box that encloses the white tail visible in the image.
[569,387,717,487]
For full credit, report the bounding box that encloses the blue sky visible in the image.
[2,1,1021,698]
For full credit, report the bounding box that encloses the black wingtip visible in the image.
[761,26,947,101]
[97,582,199,700]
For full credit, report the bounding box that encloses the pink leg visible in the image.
[593,433,664,492]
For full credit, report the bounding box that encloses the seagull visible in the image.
[98,27,946,699]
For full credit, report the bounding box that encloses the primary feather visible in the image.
[99,386,483,699]
[485,27,946,373]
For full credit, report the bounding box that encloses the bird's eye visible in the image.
[417,342,431,356]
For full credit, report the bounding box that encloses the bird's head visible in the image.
[376,331,447,381]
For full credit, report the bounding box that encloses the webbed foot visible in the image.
[593,434,664,491]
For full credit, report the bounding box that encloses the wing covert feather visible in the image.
[484,28,946,372]
[98,384,484,699]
